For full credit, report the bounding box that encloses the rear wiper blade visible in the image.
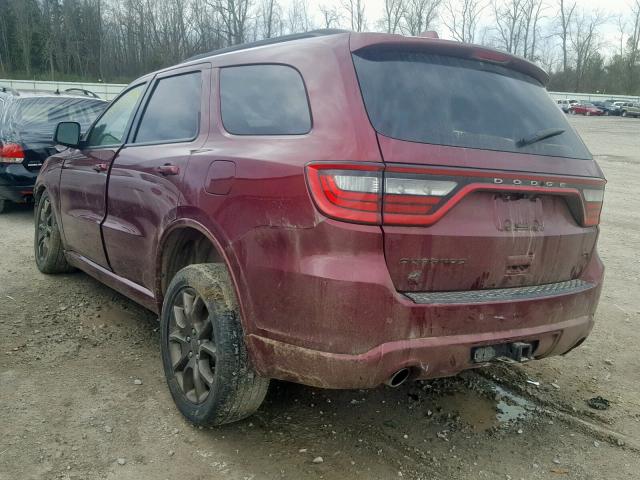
[516,128,565,148]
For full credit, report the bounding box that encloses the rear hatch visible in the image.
[351,42,605,292]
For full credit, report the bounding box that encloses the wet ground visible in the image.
[1,115,639,479]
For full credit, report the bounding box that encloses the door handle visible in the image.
[93,162,109,173]
[156,164,180,176]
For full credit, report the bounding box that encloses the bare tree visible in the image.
[557,0,576,73]
[258,0,282,38]
[521,0,544,59]
[286,0,312,33]
[381,0,405,34]
[402,0,442,36]
[492,0,524,54]
[207,0,253,45]
[443,0,485,43]
[342,0,366,32]
[319,4,341,29]
[570,8,606,91]
[626,1,640,91]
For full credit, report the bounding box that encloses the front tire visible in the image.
[161,263,270,426]
[34,191,73,274]
[0,199,5,214]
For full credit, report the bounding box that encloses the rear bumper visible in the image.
[0,164,37,202]
[246,250,604,389]
[248,314,594,389]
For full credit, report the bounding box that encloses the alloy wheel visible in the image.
[168,288,217,404]
[36,198,53,262]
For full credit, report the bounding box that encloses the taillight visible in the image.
[306,162,605,227]
[383,176,457,224]
[0,143,25,164]
[305,163,383,224]
[582,188,605,226]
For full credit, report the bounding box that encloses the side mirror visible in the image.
[54,122,81,148]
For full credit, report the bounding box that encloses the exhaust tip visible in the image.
[385,368,411,388]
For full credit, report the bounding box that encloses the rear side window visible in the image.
[353,49,591,160]
[220,64,311,135]
[135,71,202,144]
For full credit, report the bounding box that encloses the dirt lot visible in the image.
[1,115,639,480]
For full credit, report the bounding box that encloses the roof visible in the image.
[134,30,551,88]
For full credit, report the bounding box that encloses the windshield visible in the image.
[352,49,591,160]
[0,97,106,143]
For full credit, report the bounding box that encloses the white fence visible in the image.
[0,79,126,100]
[2,78,640,104]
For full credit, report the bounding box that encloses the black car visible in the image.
[0,89,107,213]
[591,100,621,116]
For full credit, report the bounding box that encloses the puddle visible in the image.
[439,392,498,431]
[494,385,533,423]
[436,384,534,431]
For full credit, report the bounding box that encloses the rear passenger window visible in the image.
[134,71,201,144]
[220,65,311,135]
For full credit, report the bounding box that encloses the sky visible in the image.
[288,0,637,57]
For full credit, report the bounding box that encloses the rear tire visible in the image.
[160,263,270,426]
[34,191,74,274]
[0,199,5,214]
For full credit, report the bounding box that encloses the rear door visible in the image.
[101,65,209,291]
[352,46,605,292]
[59,83,146,267]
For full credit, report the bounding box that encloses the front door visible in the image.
[102,67,209,291]
[58,83,146,268]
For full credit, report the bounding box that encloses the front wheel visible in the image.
[0,199,5,214]
[34,191,74,274]
[161,263,270,426]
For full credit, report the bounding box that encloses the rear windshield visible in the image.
[353,49,591,160]
[0,97,106,143]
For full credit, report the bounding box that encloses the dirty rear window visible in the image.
[1,97,106,143]
[352,49,591,160]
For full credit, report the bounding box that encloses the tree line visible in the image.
[0,0,639,95]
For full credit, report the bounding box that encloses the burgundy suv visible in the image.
[34,30,605,426]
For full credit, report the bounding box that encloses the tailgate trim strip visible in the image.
[405,279,594,305]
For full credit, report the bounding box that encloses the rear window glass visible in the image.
[220,64,311,135]
[353,49,591,160]
[134,71,202,144]
[1,97,106,142]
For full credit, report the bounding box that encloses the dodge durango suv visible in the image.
[34,30,606,426]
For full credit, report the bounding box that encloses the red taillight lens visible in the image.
[0,143,25,164]
[306,163,383,224]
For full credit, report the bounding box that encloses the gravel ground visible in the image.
[1,115,639,480]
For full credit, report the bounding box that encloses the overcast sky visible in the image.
[290,0,637,56]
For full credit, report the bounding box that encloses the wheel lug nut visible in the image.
[188,351,193,358]
[186,336,191,342]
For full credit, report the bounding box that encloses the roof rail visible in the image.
[185,29,351,63]
[63,88,101,99]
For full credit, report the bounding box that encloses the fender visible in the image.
[155,215,258,338]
